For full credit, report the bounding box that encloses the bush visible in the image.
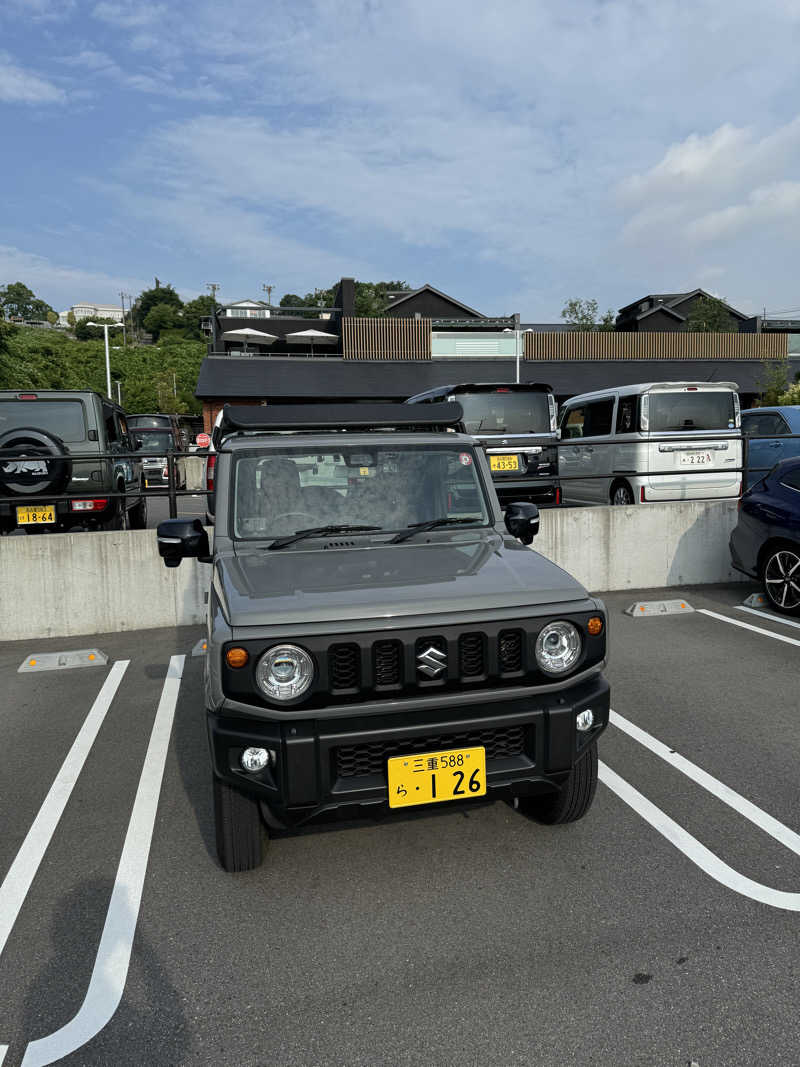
[777,381,800,406]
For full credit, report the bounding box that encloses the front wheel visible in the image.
[129,489,148,529]
[213,776,267,872]
[762,544,800,616]
[611,482,634,506]
[517,743,598,824]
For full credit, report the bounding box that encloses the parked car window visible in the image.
[562,407,585,439]
[780,468,800,492]
[584,399,614,437]
[457,391,552,435]
[616,397,636,434]
[103,406,118,443]
[743,413,789,436]
[648,391,735,432]
[0,399,87,442]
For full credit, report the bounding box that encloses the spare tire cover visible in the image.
[0,427,73,496]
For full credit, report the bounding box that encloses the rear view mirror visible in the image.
[157,518,212,567]
[504,502,540,545]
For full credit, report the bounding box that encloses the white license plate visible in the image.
[679,452,713,467]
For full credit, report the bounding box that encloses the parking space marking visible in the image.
[736,605,800,631]
[599,762,800,911]
[698,608,800,648]
[20,655,185,1067]
[0,660,129,962]
[610,711,800,855]
[603,711,800,912]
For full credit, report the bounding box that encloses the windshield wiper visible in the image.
[267,524,382,550]
[390,517,483,544]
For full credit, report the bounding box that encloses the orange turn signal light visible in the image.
[226,647,249,669]
[587,617,604,636]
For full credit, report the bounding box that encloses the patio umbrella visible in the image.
[285,328,338,357]
[221,327,279,354]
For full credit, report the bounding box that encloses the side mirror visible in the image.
[157,518,212,568]
[504,502,540,546]
[135,437,144,450]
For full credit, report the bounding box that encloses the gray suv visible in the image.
[0,389,146,533]
[157,403,609,872]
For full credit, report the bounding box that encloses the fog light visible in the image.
[241,747,270,773]
[587,616,603,636]
[226,647,249,668]
[576,710,594,732]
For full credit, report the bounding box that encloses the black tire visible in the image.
[0,427,72,497]
[213,776,266,872]
[518,742,598,824]
[611,481,634,506]
[105,490,128,531]
[761,542,800,616]
[129,486,148,529]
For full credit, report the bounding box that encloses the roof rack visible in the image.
[215,402,464,444]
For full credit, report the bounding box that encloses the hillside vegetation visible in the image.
[0,327,205,414]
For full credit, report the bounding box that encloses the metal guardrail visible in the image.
[0,433,798,529]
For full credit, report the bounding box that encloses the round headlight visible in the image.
[535,621,581,675]
[255,644,314,701]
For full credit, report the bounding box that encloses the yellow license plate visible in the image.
[16,505,55,525]
[388,746,486,809]
[490,455,520,472]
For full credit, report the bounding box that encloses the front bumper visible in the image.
[493,477,560,508]
[207,672,609,827]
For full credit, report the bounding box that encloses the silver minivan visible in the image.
[558,381,742,506]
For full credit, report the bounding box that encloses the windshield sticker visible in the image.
[459,452,472,466]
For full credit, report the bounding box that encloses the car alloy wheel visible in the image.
[764,548,800,613]
[612,484,634,506]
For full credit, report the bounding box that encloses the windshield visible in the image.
[646,391,736,432]
[457,392,551,435]
[232,444,490,540]
[128,415,171,429]
[0,399,87,442]
[136,430,173,453]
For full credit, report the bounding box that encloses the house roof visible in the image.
[196,356,773,401]
[617,289,748,321]
[383,284,484,318]
[222,299,270,309]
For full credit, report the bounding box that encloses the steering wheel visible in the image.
[276,511,317,527]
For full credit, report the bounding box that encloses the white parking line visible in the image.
[20,655,185,1067]
[736,605,800,631]
[697,608,800,648]
[0,660,129,962]
[604,710,800,912]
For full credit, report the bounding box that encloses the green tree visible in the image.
[279,280,413,317]
[143,302,181,339]
[684,295,738,333]
[756,358,790,405]
[74,316,118,341]
[0,318,16,386]
[777,380,800,406]
[561,297,616,331]
[46,310,58,325]
[133,282,183,328]
[181,294,216,339]
[66,310,76,327]
[0,281,54,320]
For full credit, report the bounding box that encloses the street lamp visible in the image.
[87,322,123,399]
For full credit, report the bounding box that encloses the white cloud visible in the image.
[61,49,222,101]
[0,52,65,103]
[91,2,167,28]
[0,244,149,311]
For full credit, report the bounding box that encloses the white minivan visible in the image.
[558,381,742,506]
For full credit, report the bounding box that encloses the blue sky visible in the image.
[2,0,800,319]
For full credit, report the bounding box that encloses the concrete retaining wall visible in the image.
[0,500,746,642]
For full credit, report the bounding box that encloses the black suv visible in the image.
[0,389,147,533]
[406,383,561,507]
[157,403,609,872]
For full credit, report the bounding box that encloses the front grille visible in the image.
[498,630,523,673]
[458,632,485,677]
[329,643,360,691]
[335,725,527,778]
[374,640,402,687]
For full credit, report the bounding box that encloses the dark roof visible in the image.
[618,289,748,321]
[383,284,483,318]
[519,323,574,333]
[196,356,772,401]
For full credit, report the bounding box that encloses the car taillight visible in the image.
[206,454,216,491]
[555,487,561,506]
[640,486,646,502]
[70,499,108,512]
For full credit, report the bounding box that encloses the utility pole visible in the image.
[206,283,220,301]
[119,291,127,346]
[261,283,274,307]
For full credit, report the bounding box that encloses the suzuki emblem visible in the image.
[417,644,447,677]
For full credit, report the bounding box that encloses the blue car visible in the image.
[730,456,800,615]
[741,406,800,489]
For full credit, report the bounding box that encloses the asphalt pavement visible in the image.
[1,582,799,1066]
